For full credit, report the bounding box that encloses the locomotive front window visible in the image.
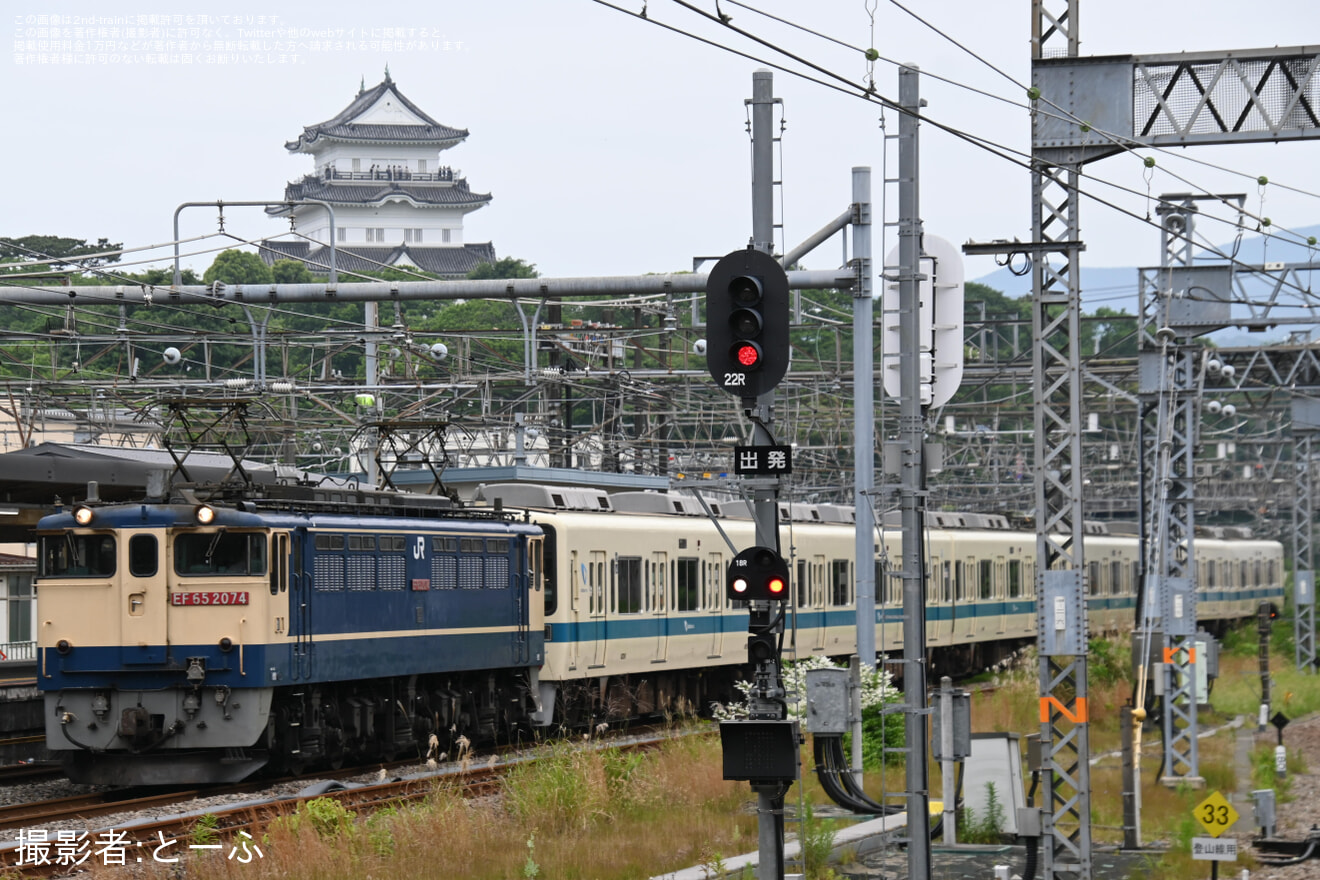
[174,531,268,576]
[129,535,158,577]
[39,533,116,578]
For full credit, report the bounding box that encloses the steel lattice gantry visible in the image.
[1031,5,1093,879]
[1293,399,1319,672]
[1031,14,1320,876]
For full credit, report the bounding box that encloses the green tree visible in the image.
[0,234,123,269]
[467,257,538,280]
[271,259,314,284]
[202,249,275,285]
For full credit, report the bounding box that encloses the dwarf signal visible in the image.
[727,546,790,602]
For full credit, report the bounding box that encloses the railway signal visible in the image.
[705,247,790,399]
[727,546,790,602]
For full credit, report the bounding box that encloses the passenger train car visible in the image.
[34,481,1283,784]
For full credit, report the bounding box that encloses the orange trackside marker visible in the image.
[1163,646,1197,664]
[1039,696,1088,724]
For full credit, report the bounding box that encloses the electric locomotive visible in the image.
[36,484,546,784]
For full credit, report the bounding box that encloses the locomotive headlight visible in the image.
[195,504,216,525]
[73,506,94,526]
[56,639,72,655]
[219,637,233,653]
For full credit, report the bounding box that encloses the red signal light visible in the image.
[734,342,762,369]
[767,576,786,596]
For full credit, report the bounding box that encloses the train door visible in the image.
[589,550,608,668]
[650,551,669,662]
[122,530,166,664]
[705,552,724,658]
[926,554,944,645]
[811,555,827,652]
[993,557,1007,634]
[956,559,976,643]
[569,549,582,670]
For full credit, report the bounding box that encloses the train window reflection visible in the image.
[129,535,158,577]
[174,532,268,576]
[40,533,116,578]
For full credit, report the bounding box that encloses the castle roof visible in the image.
[277,174,492,210]
[285,77,469,152]
[259,241,497,279]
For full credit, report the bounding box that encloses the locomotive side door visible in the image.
[289,528,312,681]
[122,530,166,664]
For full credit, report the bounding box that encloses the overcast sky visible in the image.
[6,1,1318,291]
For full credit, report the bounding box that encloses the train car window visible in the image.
[979,560,994,600]
[830,560,850,606]
[941,559,953,603]
[650,553,667,611]
[1268,559,1277,586]
[379,536,406,552]
[39,533,116,578]
[677,558,699,612]
[432,537,458,553]
[797,559,809,608]
[459,538,482,553]
[875,559,885,604]
[617,557,642,614]
[129,534,158,578]
[271,534,288,595]
[487,538,510,554]
[174,533,267,577]
[534,539,552,614]
[1239,562,1248,589]
[315,534,345,551]
[955,561,968,602]
[1007,560,1023,599]
[1254,560,1263,588]
[349,535,376,552]
[1088,562,1101,596]
[1110,561,1123,596]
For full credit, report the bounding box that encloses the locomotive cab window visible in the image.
[175,532,268,576]
[129,534,158,578]
[40,533,116,578]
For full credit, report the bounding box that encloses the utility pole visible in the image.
[895,63,932,880]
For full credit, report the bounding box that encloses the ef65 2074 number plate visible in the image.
[170,591,250,606]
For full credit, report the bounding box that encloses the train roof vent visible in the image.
[786,503,821,522]
[720,500,754,520]
[961,513,1010,530]
[817,504,855,523]
[1105,521,1140,536]
[1082,520,1110,535]
[929,512,966,528]
[474,483,612,511]
[612,491,701,516]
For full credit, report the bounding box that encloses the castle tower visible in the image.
[263,72,496,277]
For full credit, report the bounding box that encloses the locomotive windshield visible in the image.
[174,531,268,576]
[39,533,117,578]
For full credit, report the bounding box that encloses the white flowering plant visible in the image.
[709,655,905,768]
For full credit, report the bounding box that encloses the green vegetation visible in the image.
[959,781,1007,844]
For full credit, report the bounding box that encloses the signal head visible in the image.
[705,248,791,398]
[727,546,791,602]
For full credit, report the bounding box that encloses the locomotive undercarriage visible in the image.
[266,668,539,775]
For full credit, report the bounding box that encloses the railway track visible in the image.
[0,726,673,877]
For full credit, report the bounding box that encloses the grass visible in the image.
[109,729,760,880]
[65,624,1312,880]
